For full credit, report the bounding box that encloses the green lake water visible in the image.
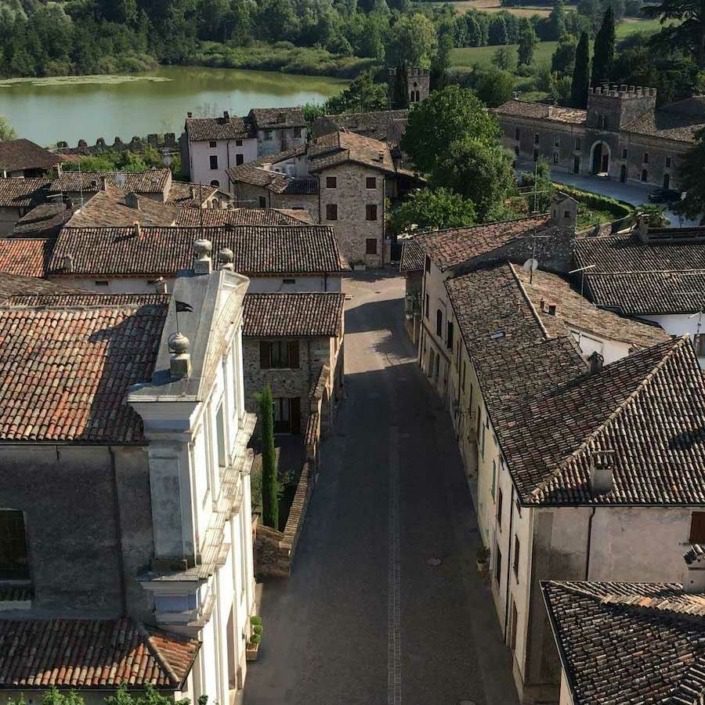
[0,66,346,147]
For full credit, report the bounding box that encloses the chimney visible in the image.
[187,111,193,118]
[90,179,99,190]
[547,303,557,316]
[100,176,108,191]
[637,213,650,243]
[62,254,74,272]
[125,192,140,211]
[588,350,604,373]
[218,247,234,271]
[190,186,196,200]
[589,449,614,496]
[168,332,191,380]
[683,545,705,593]
[153,277,167,294]
[223,110,230,120]
[134,222,142,238]
[193,238,213,275]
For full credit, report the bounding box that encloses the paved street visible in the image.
[244,274,518,705]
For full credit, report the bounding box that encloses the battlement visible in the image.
[590,84,657,99]
[55,133,179,155]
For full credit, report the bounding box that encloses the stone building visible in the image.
[0,139,63,178]
[242,292,345,435]
[495,86,705,190]
[399,237,424,344]
[387,67,430,105]
[182,108,307,190]
[0,261,258,704]
[228,130,420,267]
[312,110,409,152]
[0,178,50,235]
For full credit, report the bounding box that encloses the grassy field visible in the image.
[444,0,552,16]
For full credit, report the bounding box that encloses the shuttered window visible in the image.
[259,341,300,369]
[690,512,705,543]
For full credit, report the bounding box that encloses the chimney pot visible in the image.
[218,247,234,271]
[589,449,614,496]
[589,351,604,374]
[100,176,108,191]
[223,110,230,120]
[193,238,213,275]
[62,254,74,273]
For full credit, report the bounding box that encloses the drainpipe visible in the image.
[109,446,128,615]
[504,482,515,642]
[584,507,596,580]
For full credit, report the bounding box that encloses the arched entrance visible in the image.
[590,141,611,175]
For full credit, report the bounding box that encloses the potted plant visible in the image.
[476,545,490,574]
[246,616,263,661]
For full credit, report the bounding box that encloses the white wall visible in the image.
[568,327,632,364]
[641,313,702,365]
[559,670,574,705]
[190,138,258,193]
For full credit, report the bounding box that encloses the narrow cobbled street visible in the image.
[244,274,519,705]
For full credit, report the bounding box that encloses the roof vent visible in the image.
[547,303,557,316]
[193,238,213,275]
[168,332,191,380]
[589,449,614,496]
[218,247,234,271]
[588,350,604,374]
[62,254,74,273]
[134,222,142,238]
[125,192,140,211]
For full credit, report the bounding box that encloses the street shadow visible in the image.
[344,297,405,335]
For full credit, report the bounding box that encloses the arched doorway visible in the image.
[591,141,610,175]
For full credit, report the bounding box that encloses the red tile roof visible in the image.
[243,293,345,337]
[0,238,53,277]
[0,177,50,208]
[0,295,168,442]
[0,618,199,689]
[0,139,63,172]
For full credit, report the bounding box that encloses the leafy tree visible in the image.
[551,34,576,75]
[546,0,566,40]
[492,45,515,71]
[400,85,500,175]
[644,0,705,68]
[0,116,15,141]
[387,13,438,69]
[488,14,509,45]
[570,31,590,108]
[517,18,537,65]
[258,385,279,530]
[433,138,515,220]
[675,126,705,219]
[475,68,515,107]
[591,7,615,86]
[325,71,388,113]
[389,188,476,233]
[105,685,190,705]
[391,64,409,109]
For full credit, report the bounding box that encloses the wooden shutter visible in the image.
[690,512,705,543]
[288,341,300,368]
[259,341,271,369]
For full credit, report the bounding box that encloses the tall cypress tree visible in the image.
[571,31,590,108]
[258,385,279,530]
[592,7,615,86]
[391,63,409,109]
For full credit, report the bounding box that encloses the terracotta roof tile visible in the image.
[0,273,80,302]
[543,581,705,705]
[313,110,409,147]
[248,107,306,129]
[399,238,424,273]
[0,238,53,277]
[308,131,396,174]
[0,139,63,172]
[0,177,50,207]
[48,225,346,278]
[0,294,168,442]
[494,100,587,125]
[166,181,219,207]
[50,169,171,195]
[243,293,344,337]
[175,207,308,227]
[185,114,250,141]
[67,187,178,228]
[12,202,74,237]
[0,618,199,689]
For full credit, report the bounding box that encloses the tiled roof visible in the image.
[0,139,63,172]
[0,273,79,302]
[417,215,553,271]
[399,238,424,273]
[542,581,705,705]
[623,97,705,143]
[166,181,219,207]
[11,202,74,237]
[313,110,409,147]
[49,225,347,277]
[494,100,587,125]
[0,618,199,689]
[0,177,50,208]
[243,293,344,337]
[574,232,705,314]
[248,107,306,129]
[50,169,171,195]
[0,294,168,442]
[185,114,250,141]
[175,207,309,226]
[67,187,178,228]
[512,264,670,348]
[308,131,396,174]
[225,146,307,189]
[0,238,53,277]
[502,337,705,505]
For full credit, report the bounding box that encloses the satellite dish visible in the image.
[523,258,539,272]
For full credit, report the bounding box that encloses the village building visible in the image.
[312,109,409,152]
[10,202,74,238]
[2,224,346,294]
[0,138,63,178]
[0,177,50,235]
[228,130,418,267]
[182,108,307,191]
[387,66,431,104]
[542,574,705,705]
[0,259,258,704]
[494,86,705,190]
[242,292,345,435]
[399,237,424,344]
[574,221,705,364]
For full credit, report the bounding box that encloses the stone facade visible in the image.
[387,67,430,105]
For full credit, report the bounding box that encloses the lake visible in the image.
[0,66,346,147]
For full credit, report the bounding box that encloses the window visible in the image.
[236,139,243,146]
[273,397,301,434]
[259,340,300,369]
[495,544,502,584]
[446,320,454,350]
[0,510,29,580]
[293,127,302,138]
[259,196,267,208]
[666,155,672,168]
[514,127,520,140]
[461,360,466,393]
[216,404,226,468]
[210,180,220,188]
[622,148,628,159]
[491,460,496,499]
[366,176,377,189]
[436,309,443,337]
[513,535,520,578]
[554,136,560,147]
[365,238,378,255]
[424,294,429,319]
[534,133,539,145]
[643,152,649,164]
[690,512,705,543]
[510,601,518,652]
[235,154,244,166]
[209,155,218,170]
[326,176,337,189]
[641,169,648,182]
[553,152,559,164]
[326,203,338,221]
[209,140,217,148]
[264,129,273,141]
[366,204,378,221]
[497,487,503,529]
[425,255,431,273]
[94,280,109,287]
[533,149,539,162]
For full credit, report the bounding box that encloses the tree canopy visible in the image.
[644,0,705,68]
[389,187,477,233]
[674,126,705,219]
[571,31,590,108]
[591,7,615,85]
[0,116,15,141]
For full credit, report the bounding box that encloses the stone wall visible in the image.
[55,133,179,156]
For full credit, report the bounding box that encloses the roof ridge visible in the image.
[138,623,182,687]
[508,262,553,341]
[529,337,691,501]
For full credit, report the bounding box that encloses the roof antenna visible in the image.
[78,161,84,208]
